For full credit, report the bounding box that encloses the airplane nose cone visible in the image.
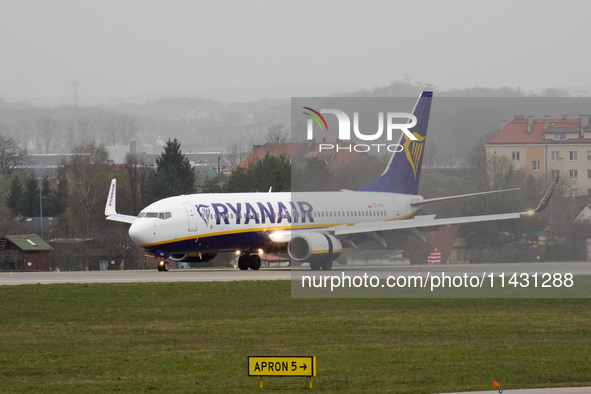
[129,220,150,246]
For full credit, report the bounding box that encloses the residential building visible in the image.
[486,115,591,195]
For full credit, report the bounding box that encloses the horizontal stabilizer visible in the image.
[106,214,137,224]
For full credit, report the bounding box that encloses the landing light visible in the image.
[158,260,165,266]
[235,250,241,256]
[526,209,535,216]
[258,249,264,255]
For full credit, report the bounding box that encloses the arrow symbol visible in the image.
[300,364,307,370]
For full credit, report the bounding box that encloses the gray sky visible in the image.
[1,0,590,100]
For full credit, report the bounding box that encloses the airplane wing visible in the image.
[269,177,558,245]
[104,179,137,224]
[333,177,557,238]
[411,187,520,207]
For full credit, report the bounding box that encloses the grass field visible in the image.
[0,280,590,393]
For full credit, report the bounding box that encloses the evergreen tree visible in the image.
[225,153,291,192]
[22,174,40,217]
[41,175,55,216]
[6,175,23,216]
[53,167,68,216]
[149,139,195,201]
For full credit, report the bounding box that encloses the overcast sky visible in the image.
[1,0,590,100]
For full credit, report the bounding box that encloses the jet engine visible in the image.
[169,253,217,263]
[288,233,342,267]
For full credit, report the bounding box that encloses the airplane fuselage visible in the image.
[128,191,423,256]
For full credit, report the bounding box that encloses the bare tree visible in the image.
[124,153,149,215]
[66,142,110,238]
[104,113,138,146]
[17,121,31,154]
[65,120,76,153]
[36,116,61,153]
[0,134,25,175]
[76,117,91,144]
[226,142,248,167]
[265,123,289,144]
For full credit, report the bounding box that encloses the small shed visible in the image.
[0,234,53,271]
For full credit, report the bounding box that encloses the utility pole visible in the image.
[39,185,43,237]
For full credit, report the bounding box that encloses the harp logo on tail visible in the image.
[403,132,426,178]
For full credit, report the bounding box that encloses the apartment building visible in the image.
[486,115,591,196]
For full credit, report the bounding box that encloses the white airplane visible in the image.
[105,91,558,271]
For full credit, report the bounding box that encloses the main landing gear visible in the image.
[238,253,261,271]
[157,260,170,272]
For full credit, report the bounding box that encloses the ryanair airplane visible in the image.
[105,92,558,271]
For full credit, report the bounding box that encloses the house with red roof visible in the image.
[237,141,360,170]
[486,115,591,196]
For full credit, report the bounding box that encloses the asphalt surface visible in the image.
[436,388,591,394]
[0,262,589,285]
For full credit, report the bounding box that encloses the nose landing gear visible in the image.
[157,260,170,272]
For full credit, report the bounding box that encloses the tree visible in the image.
[104,113,138,146]
[65,142,111,238]
[265,124,289,144]
[124,153,149,215]
[460,138,551,262]
[0,134,25,175]
[5,175,23,216]
[293,157,332,191]
[226,153,291,192]
[148,139,195,202]
[22,174,40,217]
[36,116,61,153]
[226,142,248,167]
[53,168,68,217]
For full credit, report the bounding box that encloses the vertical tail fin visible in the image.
[357,91,432,194]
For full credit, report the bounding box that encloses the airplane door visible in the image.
[182,203,198,232]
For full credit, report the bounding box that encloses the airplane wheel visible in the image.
[321,260,333,270]
[157,265,163,272]
[310,261,321,271]
[238,255,249,270]
[163,261,170,272]
[249,255,261,270]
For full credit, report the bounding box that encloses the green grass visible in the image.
[0,281,590,393]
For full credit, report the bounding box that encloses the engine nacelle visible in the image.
[169,253,217,263]
[288,233,342,263]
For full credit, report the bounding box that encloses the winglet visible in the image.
[534,177,559,213]
[524,177,559,215]
[105,179,118,216]
[105,178,137,224]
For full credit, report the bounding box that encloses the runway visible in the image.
[0,268,291,286]
[0,261,590,286]
[437,387,591,394]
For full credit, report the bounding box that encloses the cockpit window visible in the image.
[139,212,171,219]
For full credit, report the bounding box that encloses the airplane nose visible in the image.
[128,220,150,246]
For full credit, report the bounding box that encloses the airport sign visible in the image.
[248,356,316,377]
